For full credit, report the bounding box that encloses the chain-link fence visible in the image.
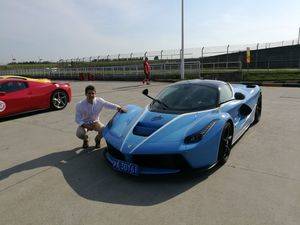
[57,39,299,62]
[1,38,299,82]
[0,61,242,80]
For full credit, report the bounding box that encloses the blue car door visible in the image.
[218,84,251,140]
[220,101,244,137]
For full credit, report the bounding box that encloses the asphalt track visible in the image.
[0,81,299,225]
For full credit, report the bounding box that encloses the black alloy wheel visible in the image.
[253,94,262,124]
[218,122,233,165]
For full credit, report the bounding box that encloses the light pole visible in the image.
[226,45,229,68]
[180,0,185,79]
[298,27,300,45]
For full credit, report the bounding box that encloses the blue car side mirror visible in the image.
[142,89,148,96]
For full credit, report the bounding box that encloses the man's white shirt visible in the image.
[75,97,119,126]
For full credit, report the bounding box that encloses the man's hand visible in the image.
[117,106,127,113]
[82,123,97,131]
[81,124,92,131]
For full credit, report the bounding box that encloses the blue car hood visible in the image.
[104,104,218,154]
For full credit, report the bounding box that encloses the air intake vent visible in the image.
[107,143,124,160]
[132,122,163,137]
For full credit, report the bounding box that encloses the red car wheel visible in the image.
[51,90,68,110]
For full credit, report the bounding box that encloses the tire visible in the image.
[50,90,68,110]
[217,122,233,165]
[253,93,262,124]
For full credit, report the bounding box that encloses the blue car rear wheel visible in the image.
[253,94,262,124]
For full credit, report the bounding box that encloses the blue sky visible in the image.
[0,0,299,64]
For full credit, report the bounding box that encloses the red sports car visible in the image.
[0,76,72,118]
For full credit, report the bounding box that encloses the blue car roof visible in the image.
[171,79,227,89]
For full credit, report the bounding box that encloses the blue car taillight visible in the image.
[184,119,218,144]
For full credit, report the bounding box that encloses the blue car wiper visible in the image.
[152,99,169,109]
[142,89,169,109]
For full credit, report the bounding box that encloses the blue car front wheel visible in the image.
[218,122,233,165]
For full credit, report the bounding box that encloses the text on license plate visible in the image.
[111,158,139,176]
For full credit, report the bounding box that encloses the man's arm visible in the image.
[75,103,85,126]
[146,62,151,73]
[101,98,126,112]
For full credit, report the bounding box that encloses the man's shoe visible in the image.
[83,139,89,149]
[95,137,101,148]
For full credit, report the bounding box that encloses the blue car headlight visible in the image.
[184,119,218,144]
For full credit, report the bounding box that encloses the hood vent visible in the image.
[133,122,163,137]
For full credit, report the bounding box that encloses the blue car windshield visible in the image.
[150,84,218,113]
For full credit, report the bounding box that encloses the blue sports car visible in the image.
[103,80,262,175]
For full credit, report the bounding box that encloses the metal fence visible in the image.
[0,61,242,79]
[4,38,298,64]
[57,39,299,63]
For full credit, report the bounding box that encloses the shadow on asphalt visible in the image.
[0,109,51,122]
[0,147,221,206]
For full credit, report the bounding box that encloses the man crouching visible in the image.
[75,85,126,148]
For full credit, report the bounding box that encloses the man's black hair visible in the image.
[85,85,96,94]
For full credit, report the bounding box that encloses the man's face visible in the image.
[86,90,96,101]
